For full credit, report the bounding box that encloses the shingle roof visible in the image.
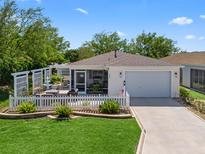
[69,51,176,66]
[161,52,205,65]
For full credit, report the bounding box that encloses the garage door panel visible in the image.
[126,71,171,97]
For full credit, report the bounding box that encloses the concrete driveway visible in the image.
[131,98,205,154]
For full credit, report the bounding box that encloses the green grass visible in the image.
[0,99,9,111]
[0,117,141,154]
[181,86,205,100]
[0,88,9,111]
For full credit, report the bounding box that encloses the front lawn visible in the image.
[181,87,205,100]
[0,117,141,154]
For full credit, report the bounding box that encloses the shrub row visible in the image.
[16,100,121,116]
[180,87,205,113]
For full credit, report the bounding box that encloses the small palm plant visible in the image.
[55,105,72,118]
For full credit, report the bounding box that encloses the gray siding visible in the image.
[182,67,191,88]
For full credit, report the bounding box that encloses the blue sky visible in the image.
[16,0,205,51]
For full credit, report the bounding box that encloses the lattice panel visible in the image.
[33,72,42,88]
[16,75,28,96]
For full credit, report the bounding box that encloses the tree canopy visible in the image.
[81,31,180,58]
[0,0,181,86]
[64,47,95,62]
[128,32,180,59]
[83,32,128,55]
[0,0,69,85]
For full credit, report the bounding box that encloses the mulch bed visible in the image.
[1,108,132,119]
[177,99,205,121]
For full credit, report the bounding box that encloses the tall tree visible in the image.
[0,0,69,85]
[64,47,95,62]
[77,47,95,60]
[83,32,128,55]
[64,49,79,62]
[128,32,180,59]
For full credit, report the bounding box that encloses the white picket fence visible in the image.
[9,92,130,111]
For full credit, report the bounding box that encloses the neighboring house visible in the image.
[161,52,205,94]
[66,51,180,98]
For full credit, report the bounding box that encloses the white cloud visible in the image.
[199,36,205,40]
[117,31,125,37]
[200,15,205,19]
[185,35,196,40]
[75,8,88,15]
[169,17,193,25]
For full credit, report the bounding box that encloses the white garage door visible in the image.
[125,71,171,97]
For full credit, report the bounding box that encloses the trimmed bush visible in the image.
[17,102,37,113]
[55,105,72,117]
[50,74,62,84]
[180,87,190,100]
[99,100,120,114]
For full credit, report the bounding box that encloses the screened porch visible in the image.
[70,70,108,95]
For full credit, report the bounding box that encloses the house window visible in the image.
[191,69,205,93]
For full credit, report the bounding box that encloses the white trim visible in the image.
[109,66,180,71]
[183,64,205,67]
[11,71,29,76]
[68,65,109,70]
[31,68,43,73]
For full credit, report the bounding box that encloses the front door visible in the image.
[75,71,86,94]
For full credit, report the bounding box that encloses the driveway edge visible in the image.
[130,107,146,154]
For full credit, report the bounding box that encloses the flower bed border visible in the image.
[0,111,55,119]
[0,111,132,119]
[73,111,132,119]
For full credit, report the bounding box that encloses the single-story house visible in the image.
[161,52,205,93]
[66,51,180,98]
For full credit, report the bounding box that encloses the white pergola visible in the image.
[12,71,30,97]
[11,63,72,96]
[12,67,52,96]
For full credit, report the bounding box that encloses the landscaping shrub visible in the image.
[55,105,72,117]
[90,83,102,93]
[193,100,205,113]
[99,100,120,114]
[17,102,37,113]
[180,87,190,100]
[50,74,62,84]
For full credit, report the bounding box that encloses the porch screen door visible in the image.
[75,71,86,94]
